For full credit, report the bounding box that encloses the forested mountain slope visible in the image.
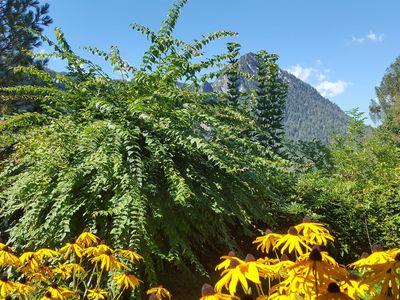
[210,53,350,142]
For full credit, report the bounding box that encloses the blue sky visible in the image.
[42,0,400,124]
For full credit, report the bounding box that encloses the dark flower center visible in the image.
[372,244,383,252]
[105,249,112,256]
[69,239,76,244]
[302,217,311,223]
[327,282,340,293]
[309,248,322,261]
[288,227,298,235]
[83,228,89,232]
[361,252,369,258]
[125,270,134,276]
[280,254,289,261]
[51,282,58,288]
[245,254,256,262]
[265,229,272,234]
[228,250,236,257]
[201,283,215,296]
[229,259,239,268]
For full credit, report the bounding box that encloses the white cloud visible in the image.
[287,64,313,81]
[352,31,384,44]
[367,31,384,41]
[315,80,348,98]
[317,73,326,81]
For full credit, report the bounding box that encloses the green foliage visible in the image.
[254,51,287,150]
[211,53,351,143]
[0,1,293,281]
[371,55,400,141]
[293,111,400,259]
[0,0,52,87]
[225,42,241,108]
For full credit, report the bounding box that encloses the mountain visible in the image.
[209,52,350,142]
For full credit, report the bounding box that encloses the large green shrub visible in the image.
[0,0,293,280]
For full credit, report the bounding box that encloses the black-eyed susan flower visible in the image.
[340,273,370,299]
[114,270,142,290]
[84,241,112,258]
[215,251,244,271]
[52,263,72,279]
[295,217,335,246]
[362,252,400,298]
[59,239,83,260]
[36,246,59,260]
[200,283,239,300]
[215,254,264,296]
[14,278,35,297]
[116,247,144,263]
[349,246,393,269]
[47,282,75,299]
[40,291,56,300]
[90,249,126,271]
[286,246,348,294]
[76,229,100,248]
[0,246,20,267]
[253,229,282,254]
[146,286,172,299]
[87,287,108,299]
[0,274,15,298]
[274,227,311,257]
[316,282,353,300]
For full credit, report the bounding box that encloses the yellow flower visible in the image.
[215,251,245,271]
[362,253,400,298]
[147,286,172,299]
[116,247,144,263]
[19,250,42,273]
[0,275,15,298]
[199,283,239,300]
[286,247,348,294]
[91,250,126,271]
[76,229,100,248]
[52,263,72,279]
[274,227,311,257]
[47,283,75,299]
[40,291,57,300]
[253,229,282,254]
[36,246,59,260]
[316,282,354,300]
[114,271,142,290]
[0,246,21,267]
[87,288,108,299]
[340,273,370,299]
[294,217,335,246]
[84,242,112,258]
[349,247,393,269]
[14,279,35,296]
[59,239,83,260]
[215,254,263,296]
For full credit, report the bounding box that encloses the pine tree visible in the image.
[0,0,52,86]
[255,50,287,150]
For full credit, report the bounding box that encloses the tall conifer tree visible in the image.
[0,0,52,86]
[255,50,287,150]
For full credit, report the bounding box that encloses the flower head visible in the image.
[76,229,100,248]
[274,227,311,256]
[59,239,83,260]
[90,249,126,271]
[200,283,239,300]
[87,288,108,299]
[116,247,144,263]
[114,270,142,290]
[253,230,282,254]
[147,286,172,299]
